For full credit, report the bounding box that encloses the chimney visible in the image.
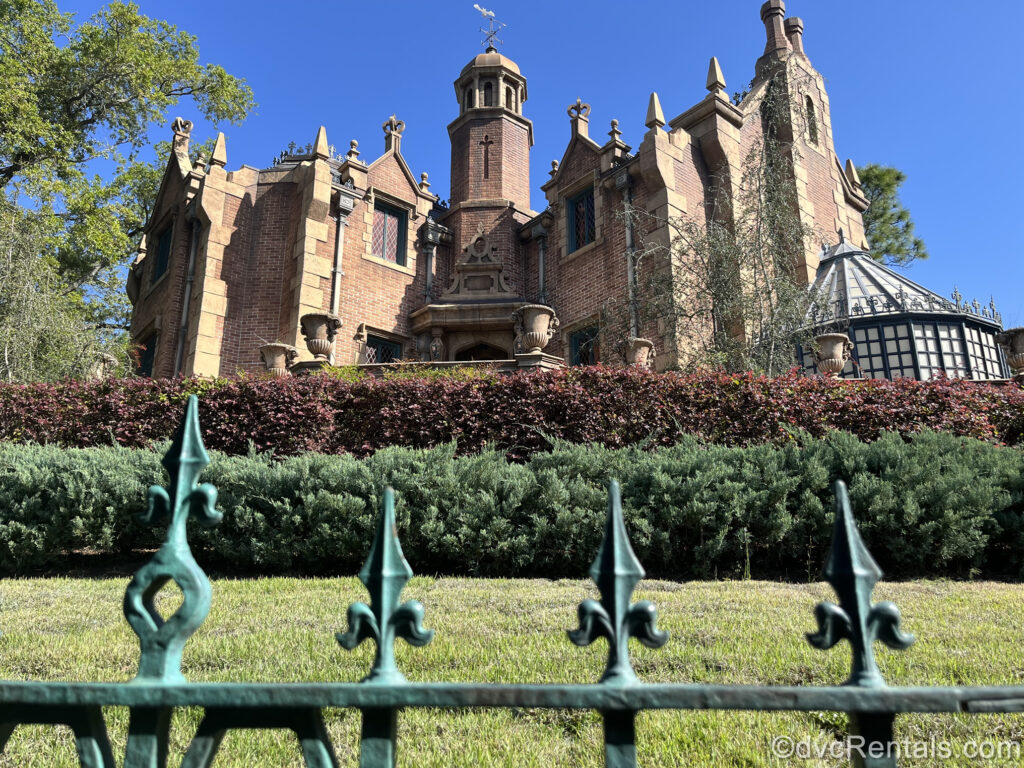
[760,0,790,55]
[785,17,805,55]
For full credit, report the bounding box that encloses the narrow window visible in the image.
[570,326,600,366]
[371,202,407,266]
[805,95,819,145]
[365,334,403,364]
[505,86,514,110]
[152,225,172,283]
[483,81,493,107]
[137,333,158,377]
[464,87,474,111]
[567,187,596,253]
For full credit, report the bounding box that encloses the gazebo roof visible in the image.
[806,237,1002,329]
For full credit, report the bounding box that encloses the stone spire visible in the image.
[210,132,227,169]
[645,92,665,130]
[706,57,727,98]
[313,125,330,160]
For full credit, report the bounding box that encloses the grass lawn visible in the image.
[0,577,1022,766]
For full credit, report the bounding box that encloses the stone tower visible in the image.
[448,47,532,209]
[443,46,535,280]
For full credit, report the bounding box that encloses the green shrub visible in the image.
[1,432,1021,579]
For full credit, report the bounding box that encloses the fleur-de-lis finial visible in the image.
[567,98,592,120]
[807,480,914,687]
[569,480,668,684]
[382,115,405,137]
[337,488,433,683]
[123,395,222,682]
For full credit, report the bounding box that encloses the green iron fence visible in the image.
[1,395,1022,767]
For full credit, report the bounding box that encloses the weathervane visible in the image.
[474,4,505,51]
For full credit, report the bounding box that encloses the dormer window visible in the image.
[371,202,407,266]
[567,187,596,253]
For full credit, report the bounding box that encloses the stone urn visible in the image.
[259,343,298,378]
[626,337,654,368]
[513,304,559,354]
[299,313,342,360]
[813,332,852,378]
[997,327,1024,379]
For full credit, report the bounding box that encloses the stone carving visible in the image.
[626,337,654,368]
[171,117,193,137]
[299,313,342,360]
[512,305,559,354]
[997,327,1024,379]
[429,334,445,362]
[259,343,299,378]
[813,333,853,378]
[442,226,514,298]
[567,98,591,119]
[383,115,406,136]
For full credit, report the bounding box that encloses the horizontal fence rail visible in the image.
[0,394,1021,767]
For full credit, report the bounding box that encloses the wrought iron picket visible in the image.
[0,395,1021,767]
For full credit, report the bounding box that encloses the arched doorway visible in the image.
[454,342,508,361]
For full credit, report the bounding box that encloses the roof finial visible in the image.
[838,227,845,244]
[645,92,666,130]
[706,56,727,95]
[474,4,505,51]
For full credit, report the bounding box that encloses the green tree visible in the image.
[0,0,254,380]
[855,163,927,267]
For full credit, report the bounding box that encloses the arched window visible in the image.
[483,81,493,107]
[805,95,819,145]
[505,86,514,110]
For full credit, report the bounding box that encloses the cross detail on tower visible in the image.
[480,135,494,179]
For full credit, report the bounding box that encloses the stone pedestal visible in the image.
[514,352,566,371]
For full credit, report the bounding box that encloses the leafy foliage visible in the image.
[0,368,1020,457]
[1,430,1022,579]
[856,163,928,266]
[0,1,254,380]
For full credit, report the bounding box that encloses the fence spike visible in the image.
[337,487,433,683]
[123,395,222,683]
[569,479,668,684]
[807,480,914,687]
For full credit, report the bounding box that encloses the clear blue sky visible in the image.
[66,0,1024,327]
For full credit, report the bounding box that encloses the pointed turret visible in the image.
[845,159,862,191]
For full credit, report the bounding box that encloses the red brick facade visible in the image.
[129,1,868,376]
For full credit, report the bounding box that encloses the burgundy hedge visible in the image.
[0,368,1020,457]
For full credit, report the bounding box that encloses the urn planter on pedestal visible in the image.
[997,327,1024,379]
[813,333,853,378]
[626,338,654,368]
[299,313,342,361]
[259,343,298,378]
[512,304,558,354]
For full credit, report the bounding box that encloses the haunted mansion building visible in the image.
[127,2,1008,381]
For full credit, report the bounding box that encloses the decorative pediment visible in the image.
[442,226,514,300]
